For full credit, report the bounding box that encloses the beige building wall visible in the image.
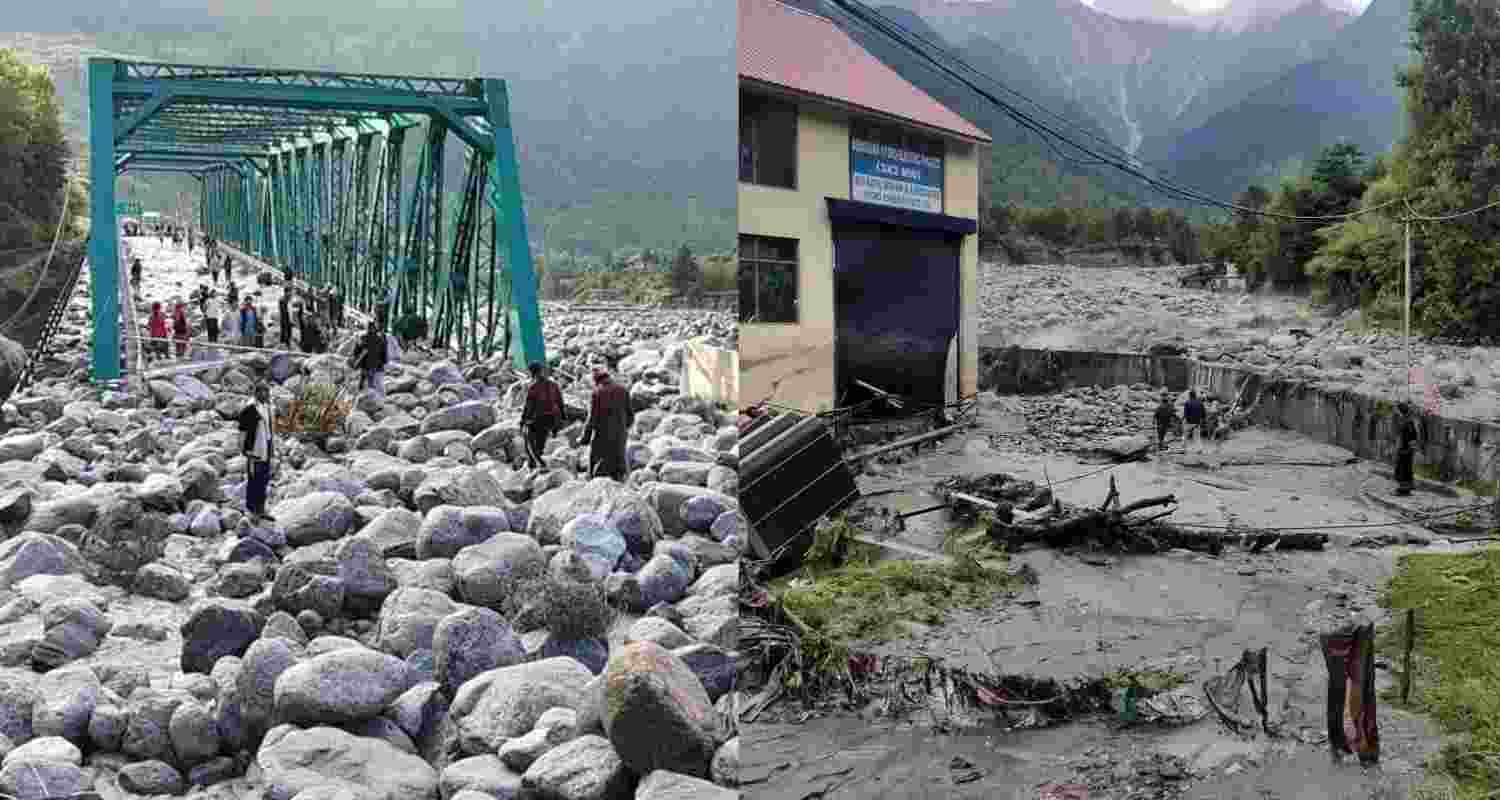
[739,96,981,412]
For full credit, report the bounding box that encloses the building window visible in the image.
[739,234,798,323]
[740,90,797,189]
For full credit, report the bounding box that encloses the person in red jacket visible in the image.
[147,302,169,361]
[172,302,192,358]
[520,362,564,470]
[579,365,633,481]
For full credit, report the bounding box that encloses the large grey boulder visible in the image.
[519,735,633,800]
[273,647,418,725]
[447,657,594,750]
[271,491,356,547]
[256,724,439,800]
[416,505,510,559]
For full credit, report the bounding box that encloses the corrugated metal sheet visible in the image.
[739,0,991,142]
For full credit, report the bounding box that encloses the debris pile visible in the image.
[0,238,745,798]
[940,473,1328,554]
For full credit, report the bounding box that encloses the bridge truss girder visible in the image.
[90,58,544,382]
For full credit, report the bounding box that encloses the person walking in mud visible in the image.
[521,362,564,471]
[237,382,276,523]
[1154,392,1176,453]
[579,366,633,481]
[1183,389,1206,453]
[1394,401,1420,496]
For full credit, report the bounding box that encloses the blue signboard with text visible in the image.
[849,137,943,214]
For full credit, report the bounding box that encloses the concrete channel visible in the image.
[981,346,1500,484]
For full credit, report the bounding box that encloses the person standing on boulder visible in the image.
[238,383,276,523]
[521,362,564,471]
[1395,402,1420,496]
[579,366,633,481]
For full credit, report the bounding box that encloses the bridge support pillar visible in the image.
[486,79,543,369]
[88,58,121,382]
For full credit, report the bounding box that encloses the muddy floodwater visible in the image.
[742,403,1478,799]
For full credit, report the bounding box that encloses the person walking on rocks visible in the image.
[521,362,564,471]
[238,383,277,522]
[1183,390,1206,453]
[227,279,239,309]
[240,298,258,349]
[147,302,169,361]
[203,294,220,345]
[171,302,192,358]
[278,292,293,348]
[1395,402,1420,496]
[353,320,389,396]
[255,304,268,349]
[222,297,241,347]
[1153,393,1175,454]
[579,366,633,481]
[130,256,143,292]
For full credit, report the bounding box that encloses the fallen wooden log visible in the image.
[847,423,966,463]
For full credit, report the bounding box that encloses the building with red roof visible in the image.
[739,0,990,414]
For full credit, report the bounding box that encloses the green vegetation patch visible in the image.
[1382,547,1500,797]
[774,516,1021,650]
[1103,668,1188,693]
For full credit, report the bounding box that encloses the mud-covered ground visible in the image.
[979,263,1500,423]
[741,397,1483,800]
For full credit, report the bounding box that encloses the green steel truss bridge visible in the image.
[89,57,545,381]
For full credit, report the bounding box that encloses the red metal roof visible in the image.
[738,0,991,142]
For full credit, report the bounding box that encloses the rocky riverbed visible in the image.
[980,263,1500,422]
[0,235,743,800]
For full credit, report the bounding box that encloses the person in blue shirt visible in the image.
[1183,390,1206,453]
[240,299,258,349]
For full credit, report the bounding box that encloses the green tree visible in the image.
[1391,0,1500,337]
[0,48,72,248]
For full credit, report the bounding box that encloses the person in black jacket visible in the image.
[1395,402,1420,496]
[354,320,388,395]
[1153,393,1176,453]
[237,383,276,521]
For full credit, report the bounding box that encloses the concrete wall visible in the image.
[681,342,739,407]
[979,346,1500,483]
[739,98,981,413]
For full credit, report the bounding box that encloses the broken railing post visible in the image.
[1320,622,1380,765]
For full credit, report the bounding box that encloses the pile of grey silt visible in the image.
[0,329,744,799]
